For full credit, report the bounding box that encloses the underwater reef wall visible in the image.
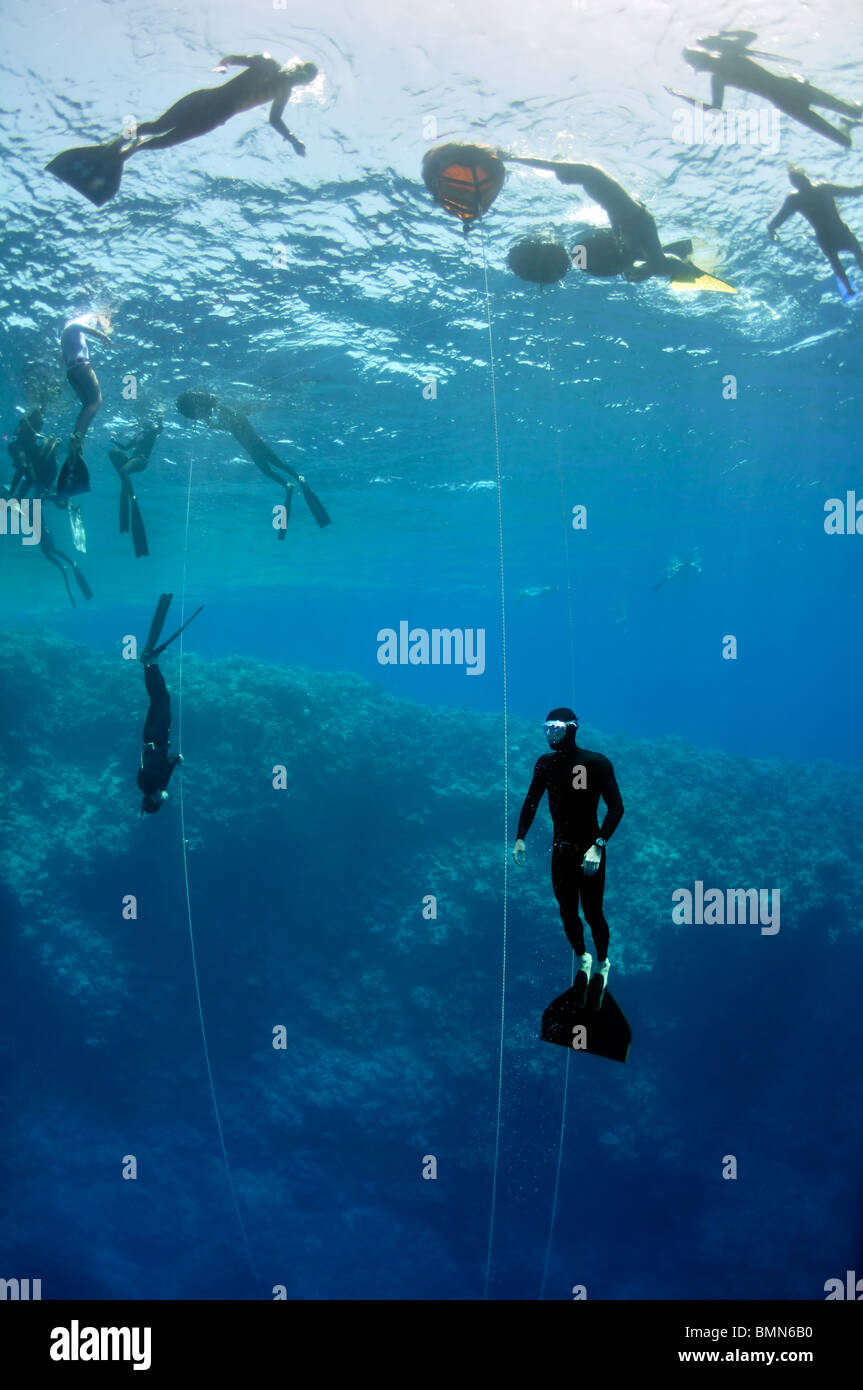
[1,631,861,1299]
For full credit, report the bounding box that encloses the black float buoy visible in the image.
[507,237,570,288]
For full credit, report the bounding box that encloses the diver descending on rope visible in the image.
[136,594,203,815]
[514,709,631,1061]
[176,390,331,534]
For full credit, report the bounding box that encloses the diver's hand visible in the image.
[286,134,307,156]
[582,845,602,876]
[513,839,526,865]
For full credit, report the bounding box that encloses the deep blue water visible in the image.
[2,0,863,1303]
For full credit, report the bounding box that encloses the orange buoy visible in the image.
[421,143,506,232]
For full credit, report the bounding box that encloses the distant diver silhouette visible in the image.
[768,167,863,300]
[38,523,93,607]
[668,30,862,148]
[137,594,203,815]
[652,550,702,590]
[109,420,163,558]
[176,389,331,533]
[46,54,318,206]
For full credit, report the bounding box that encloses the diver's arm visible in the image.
[597,763,624,842]
[216,54,256,68]
[269,98,306,154]
[515,762,548,842]
[823,184,863,198]
[767,197,797,237]
[710,75,725,108]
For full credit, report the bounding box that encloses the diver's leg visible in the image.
[68,365,102,437]
[142,663,172,743]
[781,103,851,147]
[579,853,610,963]
[551,844,587,956]
[802,84,863,117]
[822,244,855,293]
[134,92,225,150]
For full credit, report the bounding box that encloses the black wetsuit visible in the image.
[137,664,180,799]
[130,55,310,155]
[768,180,863,290]
[517,743,624,960]
[688,49,861,147]
[6,413,59,497]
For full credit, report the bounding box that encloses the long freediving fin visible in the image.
[148,605,204,659]
[129,492,149,557]
[69,505,87,553]
[111,451,132,533]
[143,593,174,658]
[297,476,331,529]
[45,138,127,207]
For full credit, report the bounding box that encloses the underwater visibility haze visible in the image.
[1,0,862,1304]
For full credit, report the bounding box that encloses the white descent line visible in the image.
[177,458,264,1299]
[541,303,579,1301]
[480,226,509,1303]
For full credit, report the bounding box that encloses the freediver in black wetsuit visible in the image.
[498,154,711,285]
[5,409,60,498]
[136,594,203,814]
[176,389,331,533]
[47,55,319,206]
[669,31,862,149]
[513,709,624,1007]
[4,410,93,605]
[109,420,163,557]
[768,168,863,299]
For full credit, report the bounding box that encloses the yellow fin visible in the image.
[671,272,737,294]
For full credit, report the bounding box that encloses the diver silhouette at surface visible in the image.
[668,30,862,148]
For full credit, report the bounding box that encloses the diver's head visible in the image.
[544,707,578,749]
[683,46,714,72]
[289,61,318,86]
[571,229,629,278]
[788,166,811,192]
[141,791,168,815]
[176,390,216,422]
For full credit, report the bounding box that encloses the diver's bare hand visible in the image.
[582,845,601,876]
[513,839,526,865]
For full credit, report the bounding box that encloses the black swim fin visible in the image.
[297,476,331,529]
[56,439,90,497]
[110,451,131,533]
[45,138,126,207]
[143,594,204,660]
[143,593,174,658]
[129,492,149,558]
